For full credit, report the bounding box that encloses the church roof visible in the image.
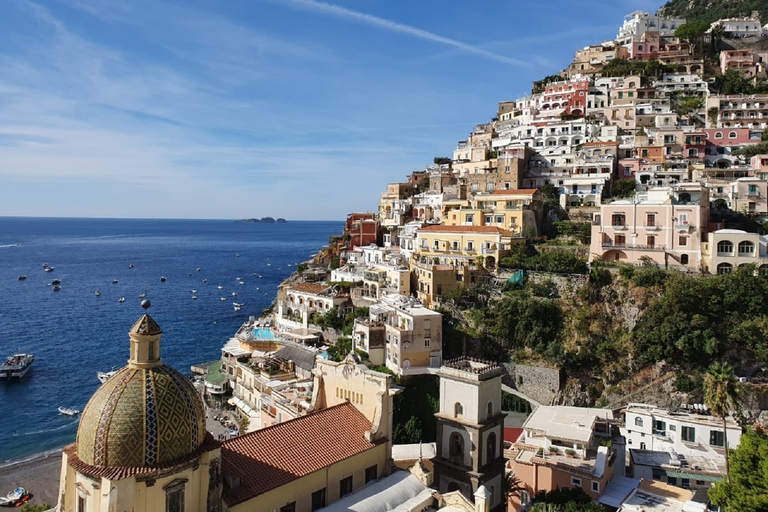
[221,402,379,506]
[76,365,207,468]
[129,314,162,335]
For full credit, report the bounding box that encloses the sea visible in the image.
[0,217,341,464]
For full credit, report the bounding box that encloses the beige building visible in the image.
[701,228,768,274]
[415,225,515,270]
[276,282,350,330]
[590,184,709,270]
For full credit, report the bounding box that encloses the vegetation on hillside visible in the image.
[659,0,768,25]
[447,265,768,398]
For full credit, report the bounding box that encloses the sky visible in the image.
[0,0,664,220]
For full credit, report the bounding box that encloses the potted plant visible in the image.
[565,448,577,458]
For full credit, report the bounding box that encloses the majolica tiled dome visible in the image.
[76,313,206,468]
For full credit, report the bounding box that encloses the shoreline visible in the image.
[0,448,62,508]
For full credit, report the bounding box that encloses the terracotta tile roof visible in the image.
[582,141,619,147]
[63,433,220,481]
[489,189,538,195]
[418,225,511,235]
[221,402,378,506]
[288,282,328,294]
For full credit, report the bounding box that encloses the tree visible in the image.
[433,156,452,166]
[674,20,710,55]
[503,473,527,506]
[613,179,636,198]
[708,427,768,512]
[540,183,560,203]
[703,361,740,480]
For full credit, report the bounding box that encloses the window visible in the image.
[611,214,625,226]
[729,131,738,139]
[682,426,696,442]
[487,432,497,463]
[78,497,86,512]
[717,263,733,275]
[717,240,734,255]
[592,481,600,493]
[467,241,475,251]
[424,338,430,347]
[487,401,493,418]
[280,502,296,512]
[679,236,687,246]
[571,477,582,487]
[646,214,656,227]
[710,430,725,447]
[450,432,464,462]
[365,464,378,484]
[715,131,723,139]
[454,402,463,417]
[311,489,326,511]
[739,241,755,255]
[339,476,353,498]
[164,479,187,512]
[654,420,667,436]
[646,235,655,247]
[634,416,644,427]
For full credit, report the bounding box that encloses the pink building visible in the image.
[720,49,758,78]
[590,184,709,270]
[540,78,590,116]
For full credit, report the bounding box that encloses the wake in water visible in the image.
[11,422,75,437]
[0,244,20,248]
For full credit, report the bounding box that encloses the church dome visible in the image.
[76,311,206,468]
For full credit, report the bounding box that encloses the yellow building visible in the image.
[443,189,542,237]
[415,225,515,269]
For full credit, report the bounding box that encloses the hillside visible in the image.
[658,0,768,24]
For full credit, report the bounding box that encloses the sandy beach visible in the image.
[0,450,61,509]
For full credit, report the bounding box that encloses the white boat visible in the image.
[95,289,102,296]
[232,292,238,296]
[0,353,34,379]
[112,279,118,284]
[192,295,198,300]
[192,289,198,293]
[0,487,29,507]
[220,297,226,301]
[58,406,80,416]
[218,285,224,289]
[160,276,167,282]
[97,369,117,383]
[118,297,125,303]
[45,266,55,272]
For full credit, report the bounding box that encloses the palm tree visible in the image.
[503,472,527,507]
[703,362,740,481]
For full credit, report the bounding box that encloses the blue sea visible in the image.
[0,217,341,463]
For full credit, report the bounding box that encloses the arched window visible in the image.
[738,241,755,255]
[454,402,464,418]
[403,359,410,369]
[715,131,723,139]
[449,432,464,461]
[717,240,734,255]
[634,416,643,427]
[487,432,497,463]
[759,264,768,276]
[729,131,738,139]
[487,401,494,419]
[717,263,733,275]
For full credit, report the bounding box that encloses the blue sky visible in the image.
[0,0,662,220]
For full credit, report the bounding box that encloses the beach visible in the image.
[0,450,61,508]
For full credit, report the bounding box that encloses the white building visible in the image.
[617,11,686,46]
[709,17,763,38]
[622,403,741,457]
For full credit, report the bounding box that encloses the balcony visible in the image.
[602,242,667,251]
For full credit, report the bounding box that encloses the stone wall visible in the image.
[502,363,563,405]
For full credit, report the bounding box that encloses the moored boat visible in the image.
[97,368,117,383]
[95,289,102,296]
[0,353,34,379]
[58,406,81,416]
[18,275,26,280]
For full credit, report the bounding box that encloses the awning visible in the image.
[657,469,723,482]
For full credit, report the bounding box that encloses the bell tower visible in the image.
[433,358,506,512]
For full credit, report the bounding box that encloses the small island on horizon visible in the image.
[237,217,287,223]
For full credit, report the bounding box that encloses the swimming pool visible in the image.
[253,328,277,340]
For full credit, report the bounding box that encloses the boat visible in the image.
[97,368,117,383]
[232,292,238,296]
[18,275,26,280]
[51,279,61,285]
[118,297,125,303]
[220,297,226,301]
[42,263,48,268]
[234,305,241,311]
[203,279,207,282]
[95,289,102,296]
[192,289,198,293]
[197,267,201,271]
[139,293,146,298]
[0,487,30,507]
[112,279,119,284]
[58,406,80,416]
[53,285,61,291]
[0,353,34,379]
[192,295,198,300]
[217,285,224,289]
[129,263,134,268]
[160,276,167,282]
[45,266,55,272]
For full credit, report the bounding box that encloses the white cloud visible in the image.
[269,0,529,67]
